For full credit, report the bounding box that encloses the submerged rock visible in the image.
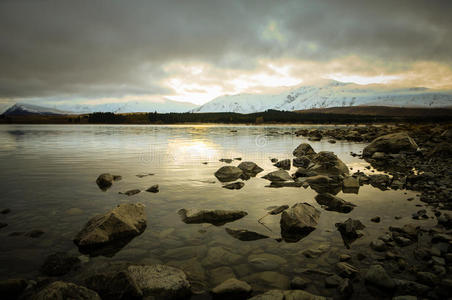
[146,184,159,193]
[29,281,100,300]
[248,289,327,300]
[40,252,81,276]
[280,203,320,242]
[119,189,141,196]
[315,193,356,213]
[225,228,269,241]
[178,209,247,226]
[85,270,142,300]
[363,132,418,157]
[222,182,245,190]
[365,264,395,290]
[214,166,243,182]
[74,203,147,256]
[96,173,120,191]
[128,264,191,299]
[237,162,264,176]
[293,143,316,157]
[211,278,252,298]
[262,170,293,182]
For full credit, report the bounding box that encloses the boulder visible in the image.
[29,281,100,300]
[178,209,247,226]
[225,228,268,241]
[293,143,316,158]
[280,203,320,242]
[315,193,355,213]
[211,278,252,298]
[364,264,395,290]
[73,203,147,256]
[274,159,291,170]
[304,175,342,194]
[248,254,287,271]
[342,176,360,193]
[237,162,264,176]
[262,170,293,182]
[214,166,243,182]
[127,264,191,299]
[293,156,311,168]
[85,270,143,300]
[96,173,120,190]
[363,132,418,157]
[308,151,349,176]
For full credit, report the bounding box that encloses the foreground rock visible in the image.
[178,209,247,226]
[315,193,355,213]
[308,151,349,176]
[29,281,100,300]
[335,218,365,248]
[85,270,142,300]
[73,203,147,256]
[128,265,191,299]
[237,161,264,177]
[225,228,269,241]
[262,170,293,182]
[363,132,418,157]
[293,143,316,157]
[364,264,395,290]
[96,173,121,190]
[280,203,320,242]
[214,166,243,182]
[211,278,252,299]
[248,289,327,300]
[342,176,360,193]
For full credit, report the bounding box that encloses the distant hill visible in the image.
[295,106,452,117]
[1,103,68,116]
[192,80,452,113]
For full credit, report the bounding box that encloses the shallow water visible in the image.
[0,125,436,297]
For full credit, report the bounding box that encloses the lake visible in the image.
[0,124,435,298]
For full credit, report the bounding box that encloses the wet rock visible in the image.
[363,132,418,157]
[280,203,320,242]
[336,262,359,278]
[146,184,159,193]
[178,209,247,226]
[293,143,316,158]
[325,274,343,288]
[304,175,342,194]
[210,267,236,287]
[274,159,291,170]
[394,279,430,295]
[262,170,293,182]
[29,281,100,300]
[219,158,233,163]
[211,278,252,298]
[293,156,311,168]
[301,244,330,258]
[85,270,142,300]
[266,181,303,188]
[96,173,120,190]
[214,166,243,182]
[370,240,387,252]
[315,193,355,213]
[40,252,81,276]
[0,278,28,300]
[308,151,349,176]
[119,189,141,196]
[335,219,365,248]
[365,264,395,290]
[242,272,290,291]
[270,158,278,163]
[225,228,268,241]
[74,203,146,256]
[127,264,191,299]
[268,205,289,215]
[412,209,428,220]
[290,276,310,289]
[342,176,359,193]
[249,289,327,300]
[25,229,44,238]
[293,168,317,178]
[369,174,392,190]
[202,247,241,267]
[248,253,287,271]
[237,162,264,177]
[371,216,381,223]
[222,182,245,190]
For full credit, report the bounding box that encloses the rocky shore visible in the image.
[0,123,451,300]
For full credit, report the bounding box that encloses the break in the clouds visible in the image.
[1,0,451,105]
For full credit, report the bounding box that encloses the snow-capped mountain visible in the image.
[192,80,452,113]
[1,103,69,116]
[57,99,198,114]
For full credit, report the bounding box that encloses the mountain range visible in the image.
[2,80,451,115]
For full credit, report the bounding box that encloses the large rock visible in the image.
[293,156,311,168]
[178,209,247,226]
[238,162,264,176]
[293,143,316,157]
[73,203,146,255]
[85,270,143,300]
[127,264,191,299]
[342,176,360,193]
[262,170,293,182]
[96,173,114,190]
[308,151,349,176]
[363,132,418,157]
[248,289,327,300]
[214,166,243,182]
[211,278,252,298]
[364,264,395,290]
[304,175,342,194]
[315,193,355,213]
[280,203,320,242]
[29,281,101,300]
[225,228,269,241]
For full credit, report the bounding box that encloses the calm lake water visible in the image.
[0,125,435,297]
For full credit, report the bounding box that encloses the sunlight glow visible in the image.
[327,74,400,85]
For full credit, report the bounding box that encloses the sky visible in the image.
[1,0,452,106]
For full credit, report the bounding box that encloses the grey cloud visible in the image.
[0,0,451,100]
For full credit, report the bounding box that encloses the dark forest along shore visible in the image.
[0,124,451,299]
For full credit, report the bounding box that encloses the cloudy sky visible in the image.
[1,0,451,106]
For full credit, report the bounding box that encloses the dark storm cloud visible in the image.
[0,0,451,99]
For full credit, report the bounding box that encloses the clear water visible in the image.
[0,125,435,297]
